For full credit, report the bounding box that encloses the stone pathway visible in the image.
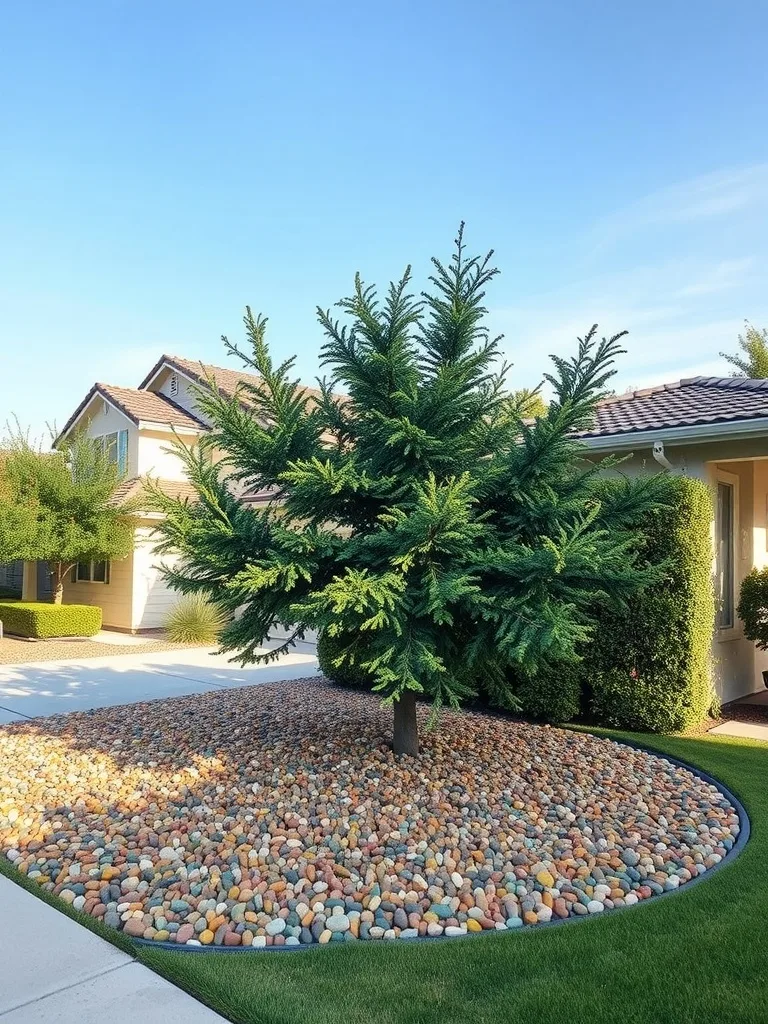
[0,875,225,1022]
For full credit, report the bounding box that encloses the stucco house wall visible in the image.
[61,543,136,632]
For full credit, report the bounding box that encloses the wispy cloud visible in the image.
[491,262,764,394]
[491,163,768,394]
[675,258,754,298]
[590,164,768,251]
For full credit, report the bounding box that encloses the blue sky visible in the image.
[2,1,767,440]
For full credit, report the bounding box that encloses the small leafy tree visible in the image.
[720,321,768,377]
[151,228,665,755]
[0,429,136,603]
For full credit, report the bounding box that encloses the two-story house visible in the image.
[14,355,268,633]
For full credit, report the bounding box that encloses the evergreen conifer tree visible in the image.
[151,228,664,754]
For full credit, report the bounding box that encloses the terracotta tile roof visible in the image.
[97,384,206,429]
[580,377,768,439]
[109,477,199,508]
[56,383,206,444]
[140,354,323,404]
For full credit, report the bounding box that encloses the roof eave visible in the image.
[581,416,768,451]
[137,419,206,436]
[54,385,136,448]
[137,355,173,391]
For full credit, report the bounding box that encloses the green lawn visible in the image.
[2,729,765,1023]
[133,730,767,1024]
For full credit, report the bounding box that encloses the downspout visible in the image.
[652,440,674,472]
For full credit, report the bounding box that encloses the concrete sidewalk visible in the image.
[0,639,319,723]
[0,875,225,1022]
[710,689,768,742]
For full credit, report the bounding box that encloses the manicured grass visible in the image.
[134,730,767,1024]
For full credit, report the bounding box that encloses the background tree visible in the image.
[0,428,136,603]
[151,228,664,755]
[720,321,768,377]
[512,387,547,419]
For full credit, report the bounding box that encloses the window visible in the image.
[75,560,111,584]
[716,480,735,630]
[96,429,129,476]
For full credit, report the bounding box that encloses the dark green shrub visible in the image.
[515,667,582,723]
[0,601,102,639]
[317,631,375,689]
[587,475,715,732]
[737,568,768,649]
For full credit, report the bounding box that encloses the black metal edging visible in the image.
[132,733,751,955]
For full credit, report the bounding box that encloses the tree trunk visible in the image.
[392,691,419,756]
[51,563,64,605]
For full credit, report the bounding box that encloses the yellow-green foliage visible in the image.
[737,567,768,649]
[165,594,227,644]
[0,600,102,638]
[589,475,716,731]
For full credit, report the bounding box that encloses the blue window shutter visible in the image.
[118,430,128,476]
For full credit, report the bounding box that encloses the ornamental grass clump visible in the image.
[150,226,666,755]
[165,593,228,644]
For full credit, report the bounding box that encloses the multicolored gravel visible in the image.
[0,679,741,947]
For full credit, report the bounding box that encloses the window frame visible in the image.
[96,428,129,476]
[75,560,111,585]
[714,469,739,637]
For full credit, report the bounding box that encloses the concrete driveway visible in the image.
[0,638,319,723]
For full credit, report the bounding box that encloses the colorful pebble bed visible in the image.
[0,680,742,948]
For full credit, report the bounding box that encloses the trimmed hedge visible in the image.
[587,475,716,732]
[515,666,582,724]
[0,601,102,639]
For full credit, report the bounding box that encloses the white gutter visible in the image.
[580,415,768,451]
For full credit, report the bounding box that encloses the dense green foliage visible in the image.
[151,228,665,752]
[165,593,228,644]
[587,475,716,731]
[0,600,101,638]
[317,629,375,689]
[514,665,582,722]
[0,430,136,603]
[720,320,768,377]
[737,567,768,649]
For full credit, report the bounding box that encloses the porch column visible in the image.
[21,561,38,601]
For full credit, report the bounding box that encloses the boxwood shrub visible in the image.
[587,474,716,732]
[0,601,102,639]
[514,666,583,724]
